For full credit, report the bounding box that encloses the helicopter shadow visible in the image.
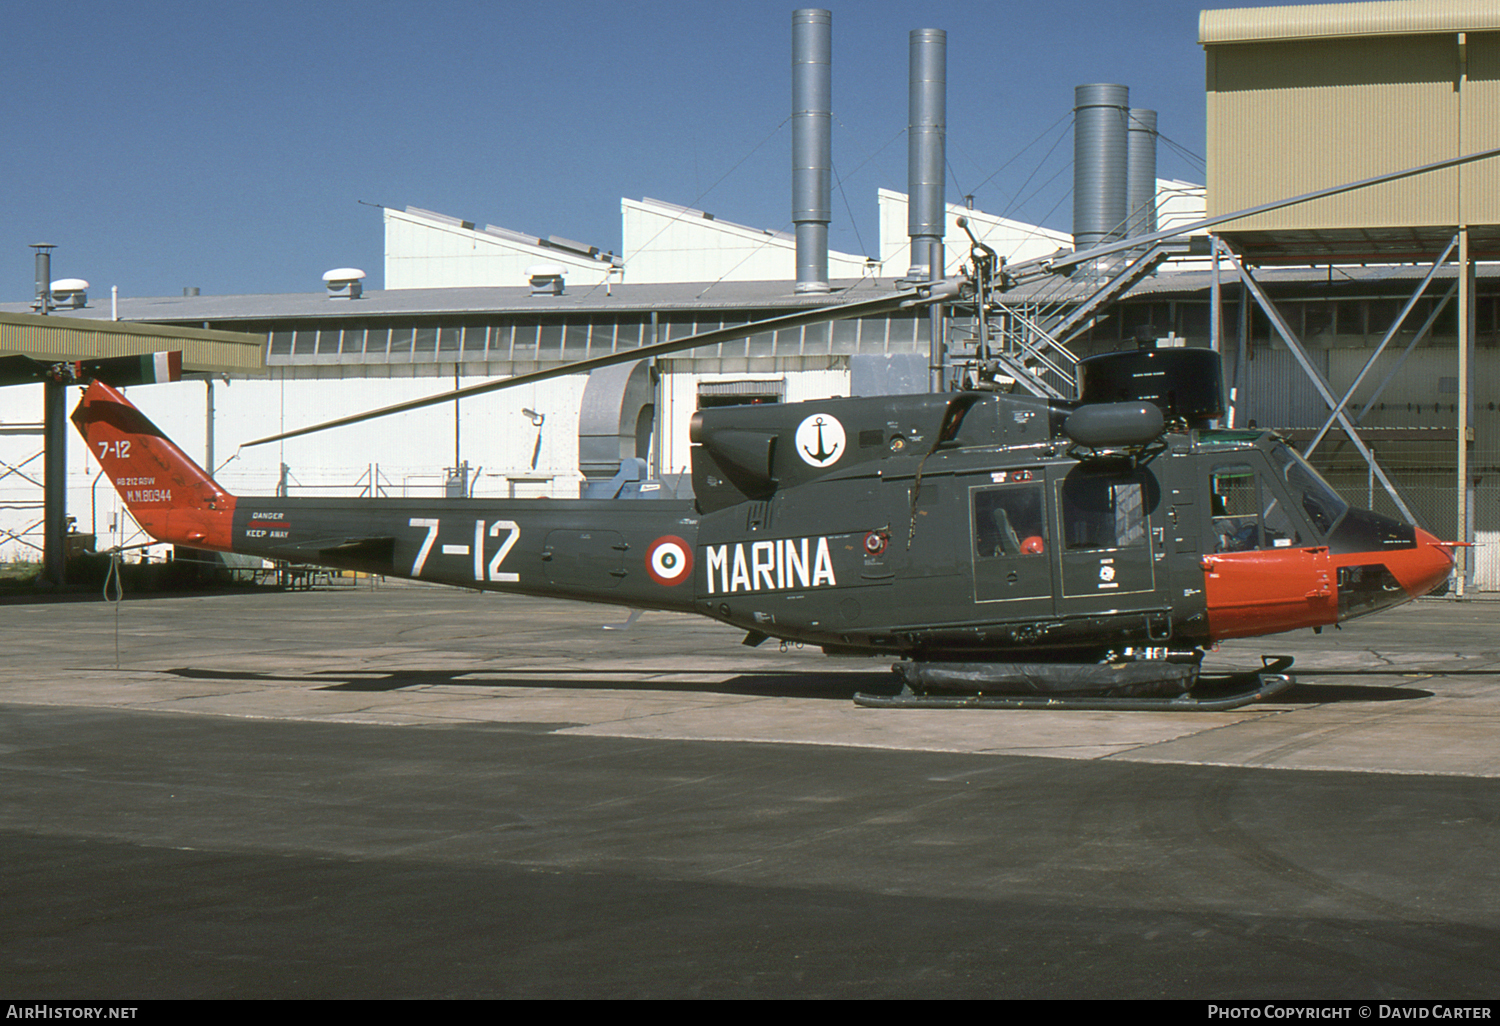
[1232,662,1499,703]
[1272,682,1433,704]
[1197,663,1436,704]
[164,666,904,701]
[164,666,1437,706]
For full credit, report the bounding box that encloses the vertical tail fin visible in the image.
[71,380,238,551]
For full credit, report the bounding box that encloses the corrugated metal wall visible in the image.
[1202,6,1500,230]
[1200,2,1500,45]
[1462,29,1500,224]
[1232,345,1500,549]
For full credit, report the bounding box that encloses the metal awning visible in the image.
[0,310,265,375]
[1217,225,1500,266]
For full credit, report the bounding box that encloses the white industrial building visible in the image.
[383,206,622,291]
[383,185,1200,291]
[618,198,876,285]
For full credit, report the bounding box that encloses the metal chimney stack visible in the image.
[906,28,946,281]
[1072,84,1130,254]
[30,243,54,314]
[792,9,832,294]
[1126,108,1158,239]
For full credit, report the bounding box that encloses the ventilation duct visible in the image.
[323,267,366,300]
[792,9,832,294]
[526,263,565,296]
[50,278,88,309]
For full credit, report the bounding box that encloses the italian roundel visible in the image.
[646,535,693,586]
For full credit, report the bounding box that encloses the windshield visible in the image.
[1269,442,1349,538]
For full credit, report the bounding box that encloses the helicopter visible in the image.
[70,155,1486,711]
[69,306,1454,711]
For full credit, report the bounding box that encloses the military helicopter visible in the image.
[71,159,1478,711]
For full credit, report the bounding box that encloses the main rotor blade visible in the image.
[241,279,960,447]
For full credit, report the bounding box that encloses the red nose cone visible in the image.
[1401,528,1456,599]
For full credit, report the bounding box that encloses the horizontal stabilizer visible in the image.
[264,535,396,572]
[0,354,49,387]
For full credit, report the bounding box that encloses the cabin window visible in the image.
[1059,471,1148,551]
[974,484,1046,558]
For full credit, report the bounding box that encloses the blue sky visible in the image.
[2,0,1293,302]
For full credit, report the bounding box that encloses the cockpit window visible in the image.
[1210,462,1303,552]
[1210,464,1259,552]
[1269,442,1348,538]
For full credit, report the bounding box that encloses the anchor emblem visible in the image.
[794,414,846,468]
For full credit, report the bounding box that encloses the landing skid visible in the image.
[853,656,1295,711]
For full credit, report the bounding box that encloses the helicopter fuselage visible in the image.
[74,380,1453,666]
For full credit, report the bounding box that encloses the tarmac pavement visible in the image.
[2,583,1498,998]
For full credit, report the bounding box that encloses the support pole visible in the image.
[42,379,66,588]
[1209,238,1222,355]
[650,311,662,479]
[1234,265,1249,429]
[32,244,66,589]
[205,379,215,477]
[1210,237,1223,424]
[1457,226,1472,596]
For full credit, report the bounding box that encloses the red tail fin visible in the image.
[71,380,238,551]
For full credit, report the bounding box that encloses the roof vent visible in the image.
[50,278,89,309]
[526,263,566,296]
[323,267,365,300]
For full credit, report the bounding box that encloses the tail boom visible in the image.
[72,380,237,551]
